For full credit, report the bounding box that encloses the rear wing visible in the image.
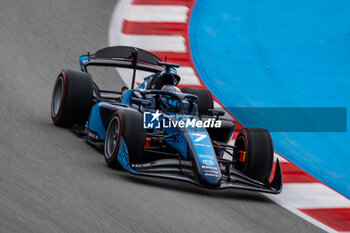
[80,46,169,89]
[91,46,161,65]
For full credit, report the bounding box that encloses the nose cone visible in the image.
[186,128,222,186]
[199,167,222,186]
[180,117,223,186]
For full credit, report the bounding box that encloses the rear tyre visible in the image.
[181,87,213,115]
[234,128,273,182]
[104,109,146,169]
[51,70,93,127]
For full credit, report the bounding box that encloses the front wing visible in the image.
[130,158,282,194]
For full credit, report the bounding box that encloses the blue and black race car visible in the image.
[51,46,282,194]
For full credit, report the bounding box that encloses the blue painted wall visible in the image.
[190,0,350,197]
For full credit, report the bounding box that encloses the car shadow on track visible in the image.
[71,132,271,203]
[79,138,271,203]
[113,170,270,203]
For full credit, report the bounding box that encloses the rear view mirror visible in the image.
[131,98,152,107]
[208,109,225,119]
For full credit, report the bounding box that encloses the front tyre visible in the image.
[104,109,146,169]
[51,70,93,127]
[234,128,274,182]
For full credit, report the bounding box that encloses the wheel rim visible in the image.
[105,117,120,159]
[51,76,64,117]
[234,133,248,172]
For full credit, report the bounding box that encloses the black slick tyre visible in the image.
[234,128,274,182]
[104,109,146,169]
[51,70,93,127]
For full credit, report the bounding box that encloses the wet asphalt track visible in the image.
[0,0,324,232]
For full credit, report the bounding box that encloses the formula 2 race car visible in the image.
[51,46,282,194]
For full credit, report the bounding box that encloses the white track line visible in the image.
[125,5,189,22]
[109,0,131,47]
[265,200,340,233]
[268,183,350,209]
[176,67,201,85]
[117,35,186,52]
[274,153,288,162]
[213,101,221,109]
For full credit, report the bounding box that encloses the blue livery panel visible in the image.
[117,137,136,174]
[186,127,221,185]
[88,103,107,141]
[164,115,222,185]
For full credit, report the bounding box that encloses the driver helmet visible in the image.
[160,85,181,112]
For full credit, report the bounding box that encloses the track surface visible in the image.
[0,0,324,232]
